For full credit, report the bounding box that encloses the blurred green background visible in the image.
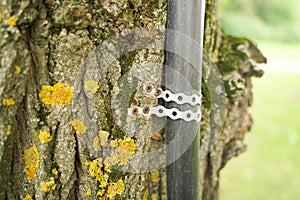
[218,0,300,199]
[219,0,300,44]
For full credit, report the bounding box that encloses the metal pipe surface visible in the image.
[164,0,206,199]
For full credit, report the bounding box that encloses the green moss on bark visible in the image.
[217,35,249,74]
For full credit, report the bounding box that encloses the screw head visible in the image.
[132,107,139,115]
[143,106,150,114]
[145,84,153,93]
[155,88,162,96]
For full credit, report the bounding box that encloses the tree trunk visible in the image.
[0,0,265,199]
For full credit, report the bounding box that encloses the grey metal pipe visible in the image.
[164,0,206,199]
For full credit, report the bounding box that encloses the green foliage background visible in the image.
[218,0,300,43]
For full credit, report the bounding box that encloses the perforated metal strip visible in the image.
[128,105,201,122]
[143,84,202,106]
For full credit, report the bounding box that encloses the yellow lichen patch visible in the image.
[106,179,125,199]
[143,189,149,200]
[84,80,99,94]
[118,138,136,154]
[100,99,105,105]
[71,119,87,134]
[97,189,105,197]
[93,130,110,151]
[98,130,109,147]
[103,158,112,173]
[38,131,52,144]
[52,168,58,175]
[6,124,12,135]
[40,177,56,192]
[39,85,53,105]
[151,194,158,200]
[112,86,120,94]
[22,195,33,200]
[2,98,15,106]
[6,16,18,26]
[86,137,135,198]
[39,83,73,107]
[5,73,12,79]
[87,158,103,182]
[24,146,40,180]
[0,12,2,23]
[15,65,21,74]
[86,157,123,198]
[93,136,101,151]
[104,138,136,168]
[103,157,113,172]
[116,138,136,165]
[87,159,109,196]
[99,174,109,188]
[150,170,160,183]
[86,188,92,196]
[110,140,118,148]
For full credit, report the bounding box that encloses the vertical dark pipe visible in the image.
[164,0,205,199]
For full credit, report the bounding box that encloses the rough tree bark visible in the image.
[0,0,265,199]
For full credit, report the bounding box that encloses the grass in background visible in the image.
[220,72,300,199]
